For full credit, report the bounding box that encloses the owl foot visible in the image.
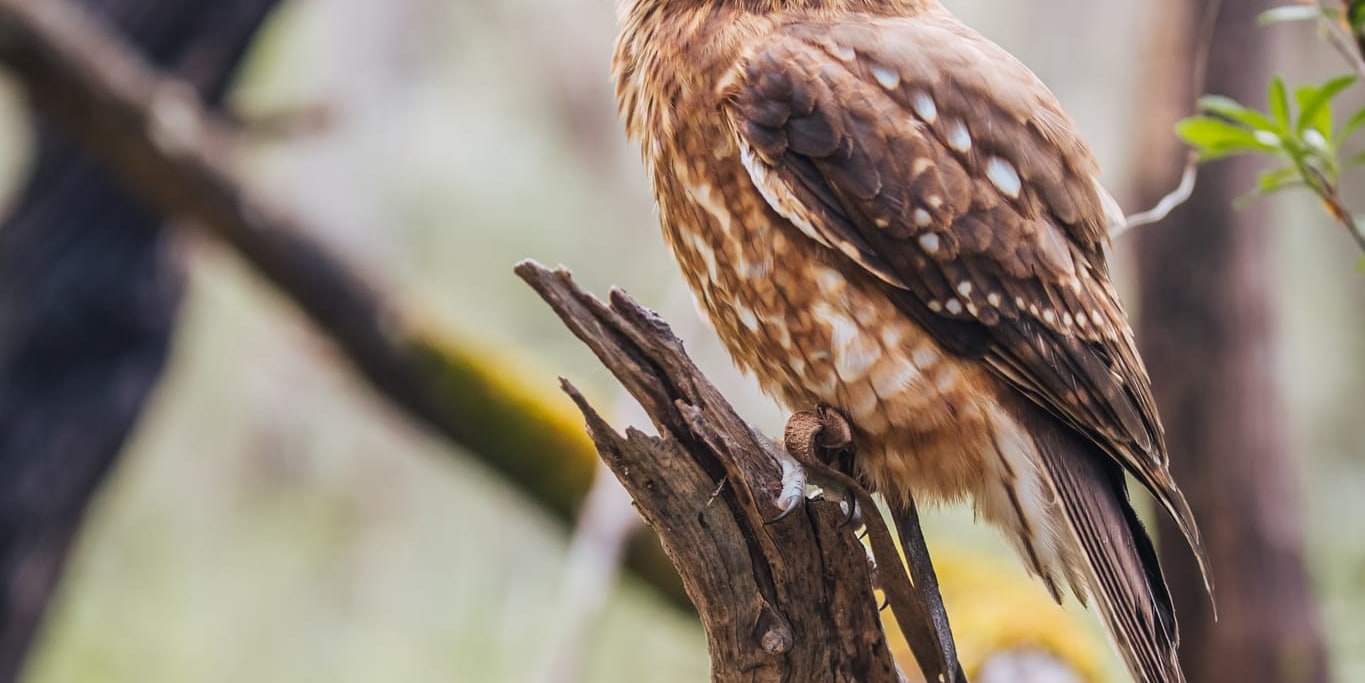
[769,406,858,524]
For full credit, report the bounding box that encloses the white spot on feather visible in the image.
[987,292,1002,307]
[918,233,940,252]
[821,306,879,382]
[814,267,844,294]
[912,347,938,369]
[738,306,760,331]
[880,326,903,349]
[957,281,973,296]
[945,298,964,315]
[871,64,900,90]
[738,256,772,280]
[691,182,735,236]
[683,230,719,280]
[872,362,921,397]
[946,119,971,152]
[914,209,933,227]
[834,45,856,61]
[986,157,1022,198]
[771,321,792,349]
[913,92,938,123]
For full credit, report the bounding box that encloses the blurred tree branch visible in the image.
[0,0,686,606]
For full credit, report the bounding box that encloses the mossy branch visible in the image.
[0,0,685,604]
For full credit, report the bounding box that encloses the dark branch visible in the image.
[0,0,280,678]
[0,0,682,605]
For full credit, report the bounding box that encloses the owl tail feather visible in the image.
[1027,414,1185,683]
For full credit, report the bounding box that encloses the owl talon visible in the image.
[769,453,809,522]
[772,406,862,523]
[822,479,861,527]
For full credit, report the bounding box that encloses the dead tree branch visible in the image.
[516,260,932,682]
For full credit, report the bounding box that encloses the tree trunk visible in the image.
[0,1,279,679]
[1129,1,1330,681]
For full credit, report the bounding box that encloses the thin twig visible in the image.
[1324,7,1365,78]
[1304,163,1365,250]
[1116,0,1222,238]
[1116,154,1199,238]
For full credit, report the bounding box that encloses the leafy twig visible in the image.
[1179,62,1365,255]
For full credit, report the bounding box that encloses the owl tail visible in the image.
[1027,414,1184,683]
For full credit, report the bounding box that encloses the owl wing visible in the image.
[722,16,1209,683]
[721,16,1200,551]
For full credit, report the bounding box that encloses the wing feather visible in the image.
[1028,402,1182,683]
[722,15,1213,595]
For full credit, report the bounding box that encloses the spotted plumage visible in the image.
[613,1,1212,681]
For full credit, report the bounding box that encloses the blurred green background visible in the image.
[0,0,1361,681]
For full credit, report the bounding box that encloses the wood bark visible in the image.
[517,261,917,682]
[1129,1,1330,681]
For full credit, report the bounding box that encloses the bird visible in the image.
[612,1,1213,682]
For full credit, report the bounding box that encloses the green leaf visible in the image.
[1297,75,1357,138]
[1176,116,1282,159]
[1340,107,1365,142]
[1269,76,1292,130]
[1357,254,1365,272]
[1346,150,1365,166]
[1258,5,1331,24]
[1199,94,1280,131]
[1258,166,1306,194]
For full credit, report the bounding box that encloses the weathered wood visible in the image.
[517,260,968,682]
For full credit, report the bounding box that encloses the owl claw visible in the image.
[767,459,862,525]
[839,495,861,527]
[770,406,861,524]
[769,453,809,522]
